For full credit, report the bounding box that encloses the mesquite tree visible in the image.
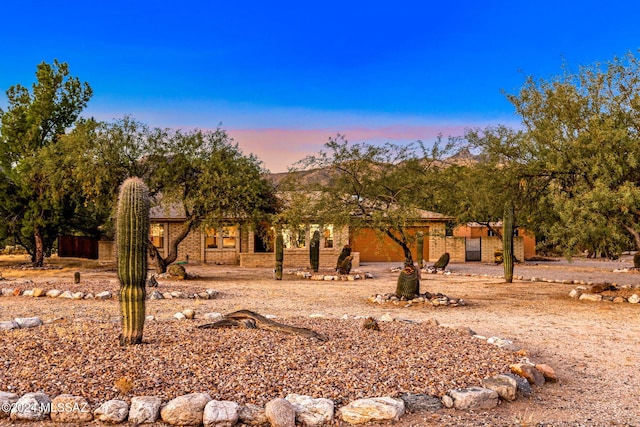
[117,177,150,345]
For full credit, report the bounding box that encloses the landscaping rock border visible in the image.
[0,310,557,425]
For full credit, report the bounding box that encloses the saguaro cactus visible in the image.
[116,177,150,345]
[503,202,514,283]
[416,231,424,269]
[275,228,284,280]
[310,230,320,272]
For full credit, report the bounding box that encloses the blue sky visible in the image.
[2,0,640,171]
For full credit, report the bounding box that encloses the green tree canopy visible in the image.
[505,52,640,257]
[286,135,452,265]
[0,60,92,265]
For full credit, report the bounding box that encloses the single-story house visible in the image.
[98,208,458,269]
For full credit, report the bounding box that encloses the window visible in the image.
[315,224,334,248]
[222,226,237,248]
[205,228,218,248]
[150,223,164,248]
[282,226,306,248]
[205,226,237,249]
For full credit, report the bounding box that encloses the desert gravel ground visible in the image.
[0,255,639,426]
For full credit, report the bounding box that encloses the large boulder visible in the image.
[202,400,239,427]
[285,393,334,427]
[338,397,405,424]
[161,393,212,426]
[94,399,129,423]
[10,392,52,421]
[128,396,162,424]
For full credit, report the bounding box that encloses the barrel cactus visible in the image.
[310,230,320,272]
[116,177,150,346]
[396,262,420,299]
[503,202,514,283]
[275,228,283,280]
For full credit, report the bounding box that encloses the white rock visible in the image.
[203,400,239,427]
[84,293,94,299]
[338,397,405,424]
[50,394,93,423]
[0,391,18,419]
[265,398,296,427]
[308,314,325,318]
[128,396,162,424]
[182,309,196,319]
[448,387,499,410]
[59,290,74,299]
[174,312,187,320]
[72,292,84,299]
[441,395,454,408]
[0,320,19,330]
[146,315,155,321]
[161,392,212,426]
[579,293,603,302]
[205,289,219,299]
[96,291,112,299]
[285,394,334,427]
[10,392,52,421]
[487,336,513,349]
[94,399,129,423]
[22,289,34,297]
[569,288,583,298]
[379,313,394,322]
[203,312,223,320]
[629,294,640,304]
[46,289,63,298]
[238,403,268,426]
[14,317,43,328]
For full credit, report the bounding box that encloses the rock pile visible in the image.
[369,292,466,308]
[568,284,640,304]
[287,269,374,281]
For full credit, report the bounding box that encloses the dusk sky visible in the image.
[2,1,640,172]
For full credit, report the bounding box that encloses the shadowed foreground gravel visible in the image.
[0,317,519,407]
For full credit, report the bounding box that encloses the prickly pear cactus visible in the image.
[310,230,320,272]
[116,177,150,345]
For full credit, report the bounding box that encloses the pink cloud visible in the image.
[228,125,468,172]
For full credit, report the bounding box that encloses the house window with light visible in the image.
[150,223,165,249]
[222,226,237,248]
[205,228,218,248]
[205,226,237,249]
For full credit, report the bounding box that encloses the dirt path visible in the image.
[1,256,639,426]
